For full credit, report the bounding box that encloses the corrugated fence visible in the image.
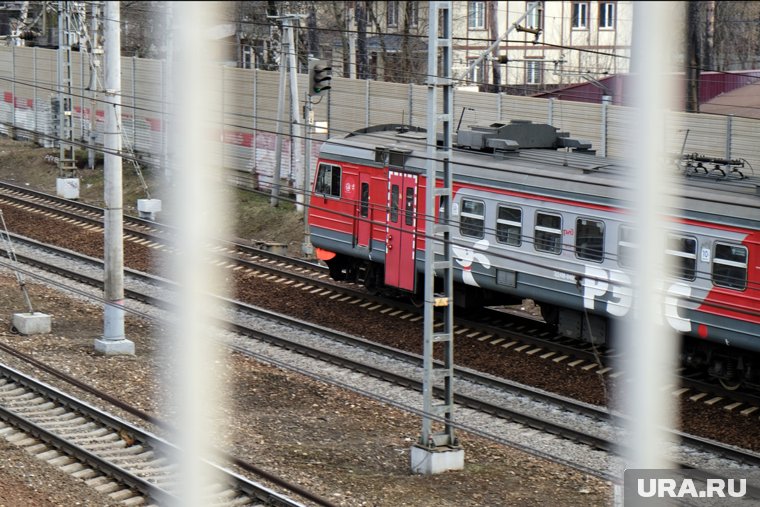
[0,45,758,191]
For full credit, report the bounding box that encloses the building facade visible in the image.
[329,1,633,93]
[458,1,633,93]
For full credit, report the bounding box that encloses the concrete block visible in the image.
[137,199,162,220]
[137,199,162,213]
[56,178,80,199]
[94,337,135,356]
[410,445,464,475]
[12,312,52,335]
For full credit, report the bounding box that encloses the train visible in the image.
[306,120,760,389]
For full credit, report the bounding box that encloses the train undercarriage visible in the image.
[324,253,760,391]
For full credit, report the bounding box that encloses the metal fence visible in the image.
[1,45,758,190]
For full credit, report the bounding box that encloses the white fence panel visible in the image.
[3,46,760,194]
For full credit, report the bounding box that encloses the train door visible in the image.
[355,173,371,248]
[385,171,418,291]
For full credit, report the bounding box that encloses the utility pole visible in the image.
[56,1,79,199]
[302,91,313,258]
[87,1,102,170]
[411,1,463,475]
[287,18,304,213]
[270,14,305,207]
[94,0,134,356]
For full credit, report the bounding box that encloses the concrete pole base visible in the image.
[137,199,162,221]
[11,312,52,335]
[94,337,135,356]
[56,178,80,199]
[410,445,465,475]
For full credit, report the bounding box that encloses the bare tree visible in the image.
[323,2,351,77]
[120,1,163,58]
[712,1,760,70]
[686,1,701,112]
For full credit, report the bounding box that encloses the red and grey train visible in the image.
[306,121,760,388]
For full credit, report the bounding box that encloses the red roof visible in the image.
[700,80,760,119]
[533,71,760,113]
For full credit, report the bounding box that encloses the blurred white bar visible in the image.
[166,1,228,504]
[621,1,681,472]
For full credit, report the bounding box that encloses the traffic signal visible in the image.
[308,59,332,97]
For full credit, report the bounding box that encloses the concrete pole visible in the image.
[95,1,134,355]
[285,21,304,213]
[271,18,291,207]
[302,94,313,257]
[348,33,357,79]
[88,1,100,169]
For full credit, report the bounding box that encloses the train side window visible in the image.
[360,182,369,218]
[390,185,399,223]
[535,212,562,254]
[496,205,522,246]
[618,225,637,268]
[666,234,697,280]
[315,163,341,197]
[712,243,747,290]
[404,187,415,226]
[459,199,485,238]
[575,218,605,262]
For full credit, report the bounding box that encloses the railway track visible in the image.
[3,236,760,483]
[2,182,760,452]
[0,363,319,507]
[0,182,662,375]
[6,219,760,416]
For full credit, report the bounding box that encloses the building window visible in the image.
[526,60,543,85]
[712,243,747,290]
[535,212,562,254]
[666,234,697,281]
[387,1,399,27]
[496,205,522,246]
[575,218,605,262]
[468,1,485,29]
[315,164,341,197]
[459,199,485,238]
[526,1,543,30]
[408,2,419,28]
[572,2,589,29]
[599,2,615,29]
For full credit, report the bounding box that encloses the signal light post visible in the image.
[303,59,331,257]
[308,60,332,97]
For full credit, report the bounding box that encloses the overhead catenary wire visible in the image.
[4,49,760,129]
[3,107,758,314]
[15,1,755,95]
